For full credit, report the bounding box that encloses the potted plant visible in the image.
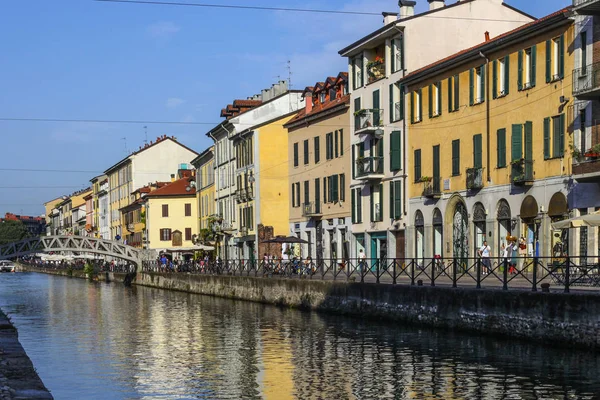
[353,109,367,117]
[419,176,432,183]
[584,143,600,159]
[510,158,524,166]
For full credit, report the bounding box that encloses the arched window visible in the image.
[432,208,443,257]
[473,202,486,255]
[497,199,511,251]
[415,210,424,263]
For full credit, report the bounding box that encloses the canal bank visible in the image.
[17,264,600,349]
[0,309,53,399]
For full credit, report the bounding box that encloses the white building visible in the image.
[338,0,533,262]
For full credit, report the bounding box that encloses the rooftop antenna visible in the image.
[143,126,148,145]
[287,60,292,89]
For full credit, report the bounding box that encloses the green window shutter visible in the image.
[454,74,460,111]
[492,60,498,99]
[543,117,551,159]
[559,113,565,156]
[399,84,405,120]
[323,179,327,203]
[340,174,345,201]
[304,180,309,205]
[332,174,339,202]
[372,89,380,126]
[473,134,482,169]
[304,139,309,164]
[293,142,298,167]
[340,129,344,156]
[377,137,384,163]
[351,187,356,223]
[497,128,506,167]
[315,178,320,210]
[352,145,356,179]
[357,188,362,223]
[370,185,374,222]
[437,82,442,116]
[414,149,421,181]
[511,124,523,161]
[314,136,320,163]
[378,183,383,221]
[559,34,565,79]
[524,121,533,161]
[469,68,474,105]
[291,183,295,207]
[428,84,433,118]
[410,91,414,123]
[359,142,365,158]
[448,77,453,112]
[518,50,523,91]
[389,181,394,220]
[399,36,405,71]
[545,40,551,83]
[390,39,395,73]
[418,89,423,120]
[531,45,537,87]
[433,145,440,179]
[354,98,361,131]
[394,181,402,220]
[480,66,485,103]
[327,176,333,203]
[360,56,364,86]
[452,139,460,176]
[389,83,394,123]
[390,130,401,171]
[335,130,339,158]
[504,55,510,95]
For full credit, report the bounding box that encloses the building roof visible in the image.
[145,177,197,198]
[401,6,572,86]
[285,94,350,128]
[104,135,198,174]
[190,146,214,167]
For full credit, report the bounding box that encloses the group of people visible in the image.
[477,236,528,275]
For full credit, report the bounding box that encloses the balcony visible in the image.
[573,0,600,15]
[235,188,254,203]
[302,202,322,218]
[367,57,386,84]
[511,159,534,186]
[355,156,384,180]
[127,223,135,232]
[239,227,249,237]
[466,167,484,190]
[422,177,442,199]
[354,109,384,135]
[572,63,600,99]
[573,149,600,181]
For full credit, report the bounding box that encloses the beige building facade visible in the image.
[285,73,351,261]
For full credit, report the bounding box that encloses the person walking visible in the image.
[358,249,366,274]
[478,240,492,274]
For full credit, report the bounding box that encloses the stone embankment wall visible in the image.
[17,264,600,349]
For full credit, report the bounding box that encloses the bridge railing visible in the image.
[139,256,600,293]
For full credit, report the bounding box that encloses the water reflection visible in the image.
[0,273,597,399]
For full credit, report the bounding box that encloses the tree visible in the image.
[0,220,30,245]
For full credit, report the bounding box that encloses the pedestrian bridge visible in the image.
[0,235,141,266]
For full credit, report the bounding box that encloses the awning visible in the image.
[552,211,600,229]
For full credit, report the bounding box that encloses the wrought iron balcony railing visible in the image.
[511,159,534,185]
[573,63,600,97]
[422,177,442,199]
[355,156,384,179]
[466,167,484,190]
[235,188,254,203]
[302,202,322,218]
[354,109,384,134]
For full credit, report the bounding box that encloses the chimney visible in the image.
[382,12,398,25]
[428,0,445,11]
[304,89,314,114]
[399,0,416,19]
[484,31,490,41]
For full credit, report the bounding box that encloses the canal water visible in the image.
[0,273,598,399]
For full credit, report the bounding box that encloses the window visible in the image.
[389,83,404,122]
[315,178,320,209]
[326,133,334,160]
[518,45,536,90]
[339,174,345,202]
[303,140,309,165]
[473,134,482,169]
[452,139,460,176]
[340,129,344,156]
[184,203,192,217]
[314,136,320,164]
[335,130,339,158]
[343,82,349,96]
[447,74,460,112]
[493,56,510,98]
[469,65,485,105]
[329,88,337,101]
[389,180,402,220]
[391,37,403,73]
[370,184,383,222]
[497,128,507,168]
[293,142,299,167]
[411,89,422,123]
[162,204,169,217]
[292,183,296,207]
[351,187,362,224]
[304,180,309,205]
[580,108,587,154]
[390,130,402,171]
[546,35,565,82]
[352,55,364,89]
[295,182,300,208]
[429,81,442,117]
[319,92,326,104]
[160,228,172,241]
[354,97,362,132]
[185,228,192,241]
[414,149,421,182]
[581,32,587,75]
[544,114,566,159]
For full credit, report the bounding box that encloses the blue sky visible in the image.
[0,0,568,217]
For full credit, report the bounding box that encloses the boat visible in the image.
[0,261,15,273]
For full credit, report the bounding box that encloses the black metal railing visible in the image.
[422,177,442,198]
[356,156,384,178]
[466,167,484,190]
[354,109,384,133]
[302,202,321,217]
[511,159,533,185]
[17,256,600,293]
[573,63,600,96]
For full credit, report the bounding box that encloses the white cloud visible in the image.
[147,21,181,40]
[166,97,186,109]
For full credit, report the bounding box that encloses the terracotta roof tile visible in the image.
[233,99,262,107]
[285,94,351,126]
[145,177,196,197]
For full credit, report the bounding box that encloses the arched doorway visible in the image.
[497,199,512,250]
[473,202,487,256]
[432,208,443,258]
[415,210,424,264]
[453,202,469,269]
[520,195,539,257]
[548,192,569,259]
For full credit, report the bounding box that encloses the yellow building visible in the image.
[43,197,63,235]
[402,8,573,260]
[144,175,198,259]
[191,147,215,232]
[120,182,166,248]
[90,175,107,238]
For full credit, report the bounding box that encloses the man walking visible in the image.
[478,240,491,274]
